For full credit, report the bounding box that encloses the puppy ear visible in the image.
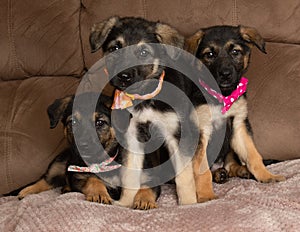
[156,23,184,48]
[184,30,204,55]
[239,25,267,54]
[89,16,119,53]
[47,96,74,129]
[155,23,184,60]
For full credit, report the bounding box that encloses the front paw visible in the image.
[82,177,112,204]
[212,168,228,184]
[86,192,112,204]
[236,166,252,179]
[257,174,286,183]
[195,169,217,203]
[133,189,157,210]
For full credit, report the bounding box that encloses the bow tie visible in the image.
[199,77,248,114]
[111,71,165,110]
[67,153,121,173]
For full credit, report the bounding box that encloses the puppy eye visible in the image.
[95,119,105,128]
[231,49,241,56]
[69,118,78,127]
[109,44,121,52]
[139,48,150,57]
[204,51,215,59]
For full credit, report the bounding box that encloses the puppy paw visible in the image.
[237,166,252,179]
[18,179,52,200]
[257,174,286,183]
[82,177,112,204]
[18,186,35,200]
[212,168,228,184]
[133,198,157,210]
[86,192,112,204]
[197,192,218,203]
[133,189,157,210]
[61,185,71,194]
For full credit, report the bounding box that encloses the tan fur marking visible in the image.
[239,26,266,53]
[133,188,157,210]
[156,23,184,48]
[191,105,217,203]
[185,30,204,54]
[82,177,112,204]
[18,179,52,199]
[90,16,119,52]
[224,151,251,179]
[243,55,250,69]
[231,123,285,183]
[192,138,216,203]
[174,162,197,205]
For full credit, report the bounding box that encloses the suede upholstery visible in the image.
[0,0,299,194]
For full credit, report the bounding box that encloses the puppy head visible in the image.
[47,93,116,156]
[185,25,266,95]
[90,17,184,92]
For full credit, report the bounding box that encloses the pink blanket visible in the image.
[1,159,299,232]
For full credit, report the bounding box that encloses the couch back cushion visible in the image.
[0,0,84,80]
[81,0,300,68]
[80,0,300,161]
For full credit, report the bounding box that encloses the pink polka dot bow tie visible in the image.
[199,77,248,114]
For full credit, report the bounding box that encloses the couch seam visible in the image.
[79,0,87,74]
[7,0,23,77]
[232,0,239,26]
[142,0,147,18]
[5,0,15,192]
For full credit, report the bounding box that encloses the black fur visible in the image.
[18,93,122,203]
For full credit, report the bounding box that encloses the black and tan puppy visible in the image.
[18,93,122,204]
[185,25,285,184]
[89,17,213,209]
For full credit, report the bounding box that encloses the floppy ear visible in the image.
[156,23,184,48]
[155,23,184,60]
[89,16,119,53]
[184,30,204,55]
[47,96,74,129]
[239,25,267,54]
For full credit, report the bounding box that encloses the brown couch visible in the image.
[1,0,299,196]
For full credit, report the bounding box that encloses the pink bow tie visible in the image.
[199,77,248,114]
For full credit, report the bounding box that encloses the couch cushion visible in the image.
[0,0,84,80]
[80,0,147,68]
[237,0,300,44]
[0,77,79,194]
[247,42,300,160]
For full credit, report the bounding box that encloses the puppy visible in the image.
[18,93,122,204]
[185,25,286,184]
[89,16,215,208]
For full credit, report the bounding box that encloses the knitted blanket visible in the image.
[1,159,299,232]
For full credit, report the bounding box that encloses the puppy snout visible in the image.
[117,71,132,82]
[77,141,89,151]
[219,68,232,79]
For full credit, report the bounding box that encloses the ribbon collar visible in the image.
[111,71,165,110]
[199,77,248,114]
[67,152,121,173]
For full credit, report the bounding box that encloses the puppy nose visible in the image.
[118,72,131,82]
[219,69,232,78]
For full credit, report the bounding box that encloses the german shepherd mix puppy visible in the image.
[18,93,122,204]
[89,16,213,209]
[185,26,286,184]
